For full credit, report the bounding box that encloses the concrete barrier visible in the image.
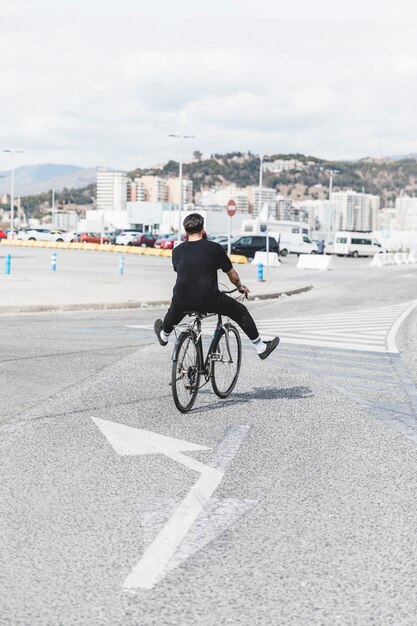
[251,251,281,267]
[297,254,333,271]
[370,253,386,267]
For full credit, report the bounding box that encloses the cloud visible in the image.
[0,0,417,170]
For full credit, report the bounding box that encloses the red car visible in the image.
[131,234,158,248]
[162,235,187,250]
[154,234,172,249]
[79,232,110,244]
[0,229,6,240]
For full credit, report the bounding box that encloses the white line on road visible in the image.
[91,418,250,590]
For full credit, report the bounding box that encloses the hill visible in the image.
[13,153,417,219]
[0,164,98,196]
[129,152,417,203]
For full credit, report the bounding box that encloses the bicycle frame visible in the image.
[172,313,234,383]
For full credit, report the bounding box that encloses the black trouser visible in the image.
[163,292,259,341]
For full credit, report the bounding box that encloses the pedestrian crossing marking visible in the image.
[127,301,416,353]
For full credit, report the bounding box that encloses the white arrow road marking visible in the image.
[138,497,256,578]
[92,418,250,590]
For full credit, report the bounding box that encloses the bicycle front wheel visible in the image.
[211,323,242,398]
[172,331,201,413]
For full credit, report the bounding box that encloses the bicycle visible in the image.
[171,289,243,413]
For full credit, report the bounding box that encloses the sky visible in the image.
[1,0,417,171]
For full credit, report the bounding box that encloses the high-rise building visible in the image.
[330,190,380,231]
[247,186,277,216]
[96,171,127,212]
[275,196,294,221]
[138,176,168,203]
[201,186,249,213]
[167,178,194,206]
[395,195,417,230]
[127,178,146,202]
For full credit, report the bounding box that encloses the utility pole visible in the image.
[327,168,338,239]
[168,134,195,241]
[3,149,24,237]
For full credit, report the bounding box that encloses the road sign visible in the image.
[227,199,237,217]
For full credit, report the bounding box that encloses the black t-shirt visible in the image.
[172,239,233,309]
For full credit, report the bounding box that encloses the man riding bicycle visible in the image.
[154,213,279,359]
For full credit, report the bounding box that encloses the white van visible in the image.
[270,231,318,257]
[333,232,384,257]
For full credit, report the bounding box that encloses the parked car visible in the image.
[0,229,6,240]
[325,240,334,255]
[18,228,66,242]
[270,231,317,256]
[222,235,279,258]
[154,234,173,248]
[79,232,110,244]
[333,231,384,257]
[212,235,229,245]
[131,233,158,248]
[115,231,143,245]
[64,231,80,242]
[162,235,187,250]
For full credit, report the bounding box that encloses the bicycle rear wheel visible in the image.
[211,323,242,398]
[172,331,201,413]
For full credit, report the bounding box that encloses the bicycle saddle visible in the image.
[184,311,207,318]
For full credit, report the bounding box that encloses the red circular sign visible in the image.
[227,199,237,217]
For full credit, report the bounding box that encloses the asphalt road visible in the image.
[2,261,417,625]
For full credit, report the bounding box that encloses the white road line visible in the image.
[386,300,417,353]
[124,454,224,590]
[126,301,415,353]
[92,418,250,591]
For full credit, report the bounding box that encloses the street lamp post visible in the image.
[3,149,24,237]
[326,168,338,241]
[168,134,195,241]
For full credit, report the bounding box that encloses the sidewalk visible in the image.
[0,247,314,313]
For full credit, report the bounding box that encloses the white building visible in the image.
[201,185,249,213]
[96,171,127,212]
[298,199,333,233]
[248,186,277,216]
[263,159,305,173]
[330,190,380,231]
[395,195,417,230]
[161,207,245,236]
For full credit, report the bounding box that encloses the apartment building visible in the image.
[395,195,417,230]
[96,171,127,212]
[330,190,380,231]
[248,186,277,217]
[167,178,194,206]
[138,176,169,203]
[201,185,249,213]
[127,178,146,202]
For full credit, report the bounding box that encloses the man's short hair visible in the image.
[183,213,204,234]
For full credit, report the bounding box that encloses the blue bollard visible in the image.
[257,263,264,282]
[118,255,125,275]
[4,253,11,275]
[51,252,57,272]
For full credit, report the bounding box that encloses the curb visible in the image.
[0,240,248,264]
[0,285,313,315]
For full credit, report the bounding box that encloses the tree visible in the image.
[193,150,203,161]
